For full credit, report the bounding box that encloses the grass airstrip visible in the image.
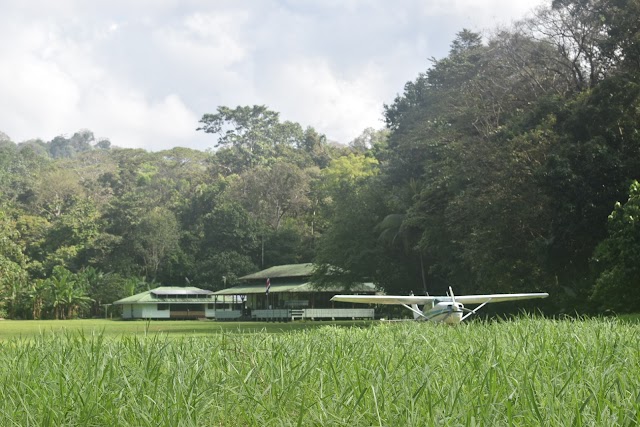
[1,317,639,426]
[0,318,372,340]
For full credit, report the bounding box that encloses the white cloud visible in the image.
[0,0,547,149]
[83,91,202,150]
[0,22,81,138]
[262,58,385,143]
[157,11,250,69]
[0,12,205,150]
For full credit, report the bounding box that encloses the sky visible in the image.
[0,0,547,152]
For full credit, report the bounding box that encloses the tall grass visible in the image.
[1,317,639,426]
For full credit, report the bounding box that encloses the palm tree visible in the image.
[62,285,92,319]
[24,279,46,319]
[45,267,93,319]
[45,277,64,320]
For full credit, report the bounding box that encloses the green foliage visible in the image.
[40,266,92,319]
[232,160,313,231]
[321,153,379,194]
[314,176,422,294]
[0,114,338,317]
[132,207,180,280]
[361,7,640,305]
[193,251,256,290]
[592,181,640,311]
[0,209,29,318]
[198,105,305,172]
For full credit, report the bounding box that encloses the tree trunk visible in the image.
[420,254,428,296]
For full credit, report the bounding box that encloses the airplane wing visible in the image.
[331,295,438,305]
[453,293,549,305]
[331,292,549,305]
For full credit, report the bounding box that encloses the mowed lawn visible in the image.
[1,317,640,426]
[0,318,374,340]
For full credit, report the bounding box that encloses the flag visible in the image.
[266,278,271,296]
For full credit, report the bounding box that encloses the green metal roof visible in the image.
[151,287,212,296]
[113,287,216,305]
[239,263,315,280]
[213,282,376,295]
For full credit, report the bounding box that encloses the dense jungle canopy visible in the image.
[2,0,640,319]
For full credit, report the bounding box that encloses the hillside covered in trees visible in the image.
[2,0,640,319]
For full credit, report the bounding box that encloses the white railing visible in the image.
[290,309,305,320]
[214,310,243,320]
[251,309,291,320]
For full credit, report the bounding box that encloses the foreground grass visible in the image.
[1,317,639,426]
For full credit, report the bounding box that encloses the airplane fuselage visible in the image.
[421,301,465,324]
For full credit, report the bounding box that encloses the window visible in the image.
[157,304,169,311]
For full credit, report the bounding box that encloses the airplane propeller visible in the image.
[448,287,463,311]
[443,286,457,321]
[448,286,477,319]
[449,286,456,306]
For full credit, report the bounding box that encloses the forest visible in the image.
[1,0,639,319]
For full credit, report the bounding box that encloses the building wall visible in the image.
[120,303,171,319]
[121,304,133,319]
[132,304,144,318]
[143,304,171,319]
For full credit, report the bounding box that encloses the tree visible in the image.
[233,161,312,232]
[201,199,260,258]
[349,128,390,154]
[0,209,29,318]
[47,130,95,159]
[230,161,317,267]
[313,179,385,289]
[198,105,304,172]
[321,153,379,196]
[31,167,86,219]
[591,181,640,312]
[132,207,181,281]
[194,251,256,290]
[43,266,91,319]
[526,0,640,91]
[596,0,640,73]
[0,144,49,206]
[376,213,428,295]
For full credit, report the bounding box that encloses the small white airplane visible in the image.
[331,287,549,324]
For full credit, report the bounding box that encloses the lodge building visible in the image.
[113,263,377,320]
[212,263,376,320]
[114,287,219,319]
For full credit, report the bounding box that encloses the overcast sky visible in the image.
[0,0,546,151]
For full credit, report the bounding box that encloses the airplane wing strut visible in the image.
[460,299,491,321]
[401,304,426,319]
